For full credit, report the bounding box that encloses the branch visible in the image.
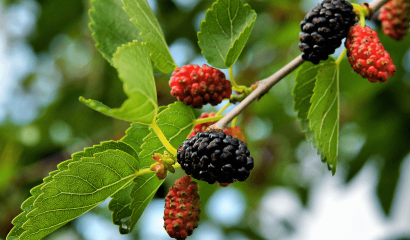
[214,56,304,128]
[369,0,390,13]
[212,0,390,129]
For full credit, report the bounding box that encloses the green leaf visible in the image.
[129,101,195,228]
[122,124,151,154]
[122,0,177,73]
[89,0,142,64]
[7,141,138,240]
[293,61,321,147]
[80,41,158,124]
[293,61,330,169]
[308,57,339,174]
[198,0,257,69]
[105,123,150,233]
[107,183,134,234]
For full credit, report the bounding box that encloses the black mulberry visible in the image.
[177,129,254,184]
[299,0,356,64]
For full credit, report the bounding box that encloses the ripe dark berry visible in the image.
[188,112,217,138]
[177,129,254,184]
[164,176,200,240]
[379,0,410,41]
[345,24,396,83]
[299,0,356,64]
[169,64,232,108]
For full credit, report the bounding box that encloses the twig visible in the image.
[369,0,390,13]
[213,56,304,128]
[212,0,389,129]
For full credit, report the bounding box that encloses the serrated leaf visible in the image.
[107,104,168,234]
[121,124,151,154]
[89,0,142,63]
[106,123,150,233]
[122,0,177,73]
[129,101,195,229]
[7,141,138,240]
[107,183,134,234]
[198,0,257,69]
[80,41,158,124]
[308,57,339,174]
[293,61,322,147]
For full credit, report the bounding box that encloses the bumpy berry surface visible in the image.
[223,126,247,145]
[178,129,254,184]
[169,64,232,108]
[299,0,356,64]
[188,112,216,138]
[164,176,200,240]
[379,0,410,40]
[345,24,396,83]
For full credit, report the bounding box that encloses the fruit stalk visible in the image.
[212,0,391,129]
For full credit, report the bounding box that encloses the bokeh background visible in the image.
[1,0,410,239]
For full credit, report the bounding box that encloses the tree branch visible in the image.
[214,56,304,129]
[212,0,390,129]
[369,0,390,13]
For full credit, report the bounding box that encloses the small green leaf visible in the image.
[122,0,177,73]
[80,41,158,124]
[198,0,257,69]
[129,101,195,228]
[89,0,142,63]
[308,57,339,174]
[7,141,138,240]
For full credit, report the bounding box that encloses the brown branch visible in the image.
[369,0,390,12]
[212,0,390,129]
[214,56,304,129]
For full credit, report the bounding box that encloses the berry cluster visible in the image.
[379,0,410,41]
[164,176,201,240]
[169,64,232,108]
[345,24,396,83]
[299,0,356,64]
[178,129,254,184]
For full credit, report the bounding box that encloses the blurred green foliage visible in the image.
[1,0,409,239]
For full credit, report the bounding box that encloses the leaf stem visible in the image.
[232,116,238,128]
[229,67,248,93]
[216,102,231,116]
[336,48,347,66]
[193,115,225,125]
[149,121,177,156]
[134,168,154,178]
[360,11,366,27]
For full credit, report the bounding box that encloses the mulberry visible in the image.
[177,129,254,184]
[169,64,232,108]
[379,0,410,40]
[299,0,356,64]
[164,176,201,240]
[345,24,396,82]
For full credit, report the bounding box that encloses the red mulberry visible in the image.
[169,64,232,108]
[345,24,396,83]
